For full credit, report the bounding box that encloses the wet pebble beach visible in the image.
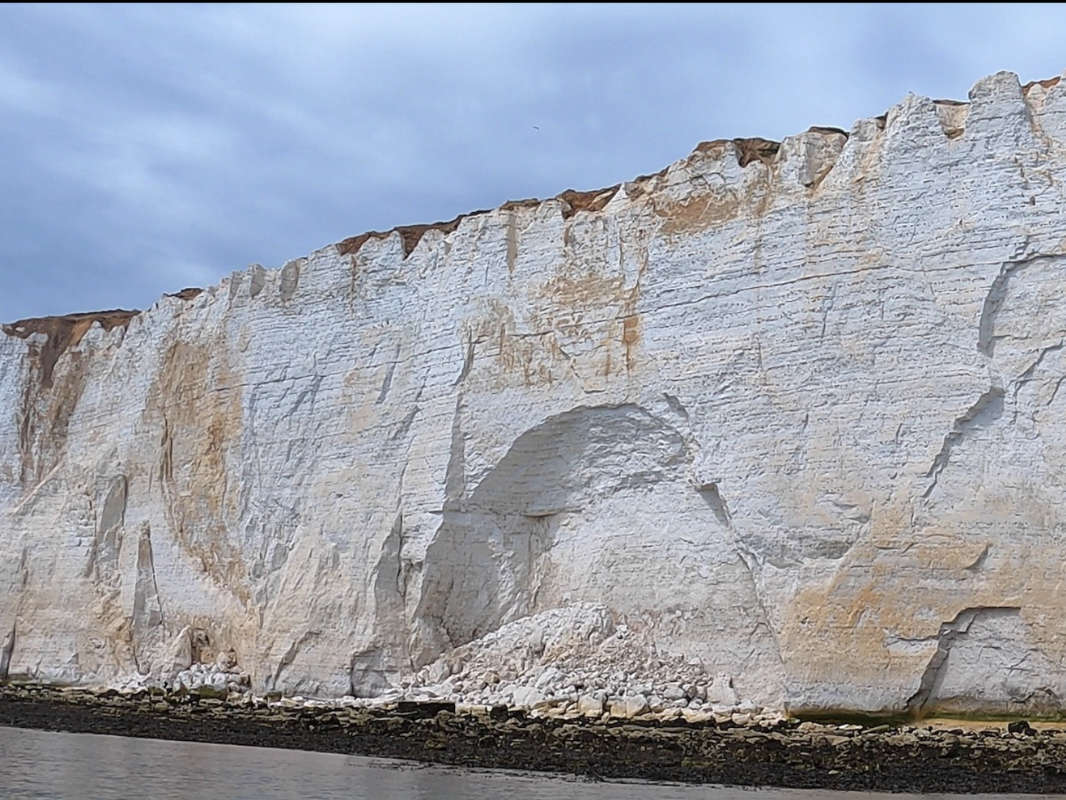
[3,683,1066,794]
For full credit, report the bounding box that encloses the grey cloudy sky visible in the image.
[1,3,1064,321]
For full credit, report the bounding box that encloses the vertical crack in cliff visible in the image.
[390,406,420,442]
[16,379,33,482]
[17,547,29,589]
[905,607,1021,717]
[391,453,409,621]
[271,630,320,690]
[279,259,301,303]
[288,371,324,416]
[818,284,837,341]
[506,212,519,275]
[0,622,15,681]
[549,339,593,393]
[130,520,167,676]
[977,255,1046,357]
[964,543,991,571]
[698,481,785,675]
[84,476,128,580]
[391,509,407,605]
[922,385,1004,499]
[8,462,61,515]
[453,334,475,387]
[158,411,174,486]
[978,262,1018,356]
[1012,340,1065,412]
[662,393,690,424]
[377,346,400,403]
[408,395,468,662]
[133,523,167,634]
[443,396,466,509]
[700,482,732,527]
[923,250,1062,498]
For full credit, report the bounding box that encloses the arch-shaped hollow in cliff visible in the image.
[411,404,785,701]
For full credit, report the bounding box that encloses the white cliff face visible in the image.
[3,70,1066,717]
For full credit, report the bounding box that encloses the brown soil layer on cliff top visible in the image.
[694,137,782,167]
[1024,76,1062,92]
[557,186,620,219]
[336,182,628,259]
[1,310,139,388]
[337,210,492,259]
[2,685,1066,793]
[165,287,204,301]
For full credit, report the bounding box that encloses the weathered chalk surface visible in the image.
[3,70,1066,718]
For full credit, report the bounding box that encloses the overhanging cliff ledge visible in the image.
[3,69,1066,721]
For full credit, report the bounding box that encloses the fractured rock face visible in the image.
[3,70,1066,716]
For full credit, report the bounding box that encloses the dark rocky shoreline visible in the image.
[3,683,1066,793]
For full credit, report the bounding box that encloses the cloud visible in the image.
[0,4,1063,320]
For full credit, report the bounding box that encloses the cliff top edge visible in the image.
[2,70,1062,333]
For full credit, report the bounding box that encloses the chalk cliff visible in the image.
[3,70,1066,717]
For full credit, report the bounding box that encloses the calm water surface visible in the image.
[0,725,1054,800]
